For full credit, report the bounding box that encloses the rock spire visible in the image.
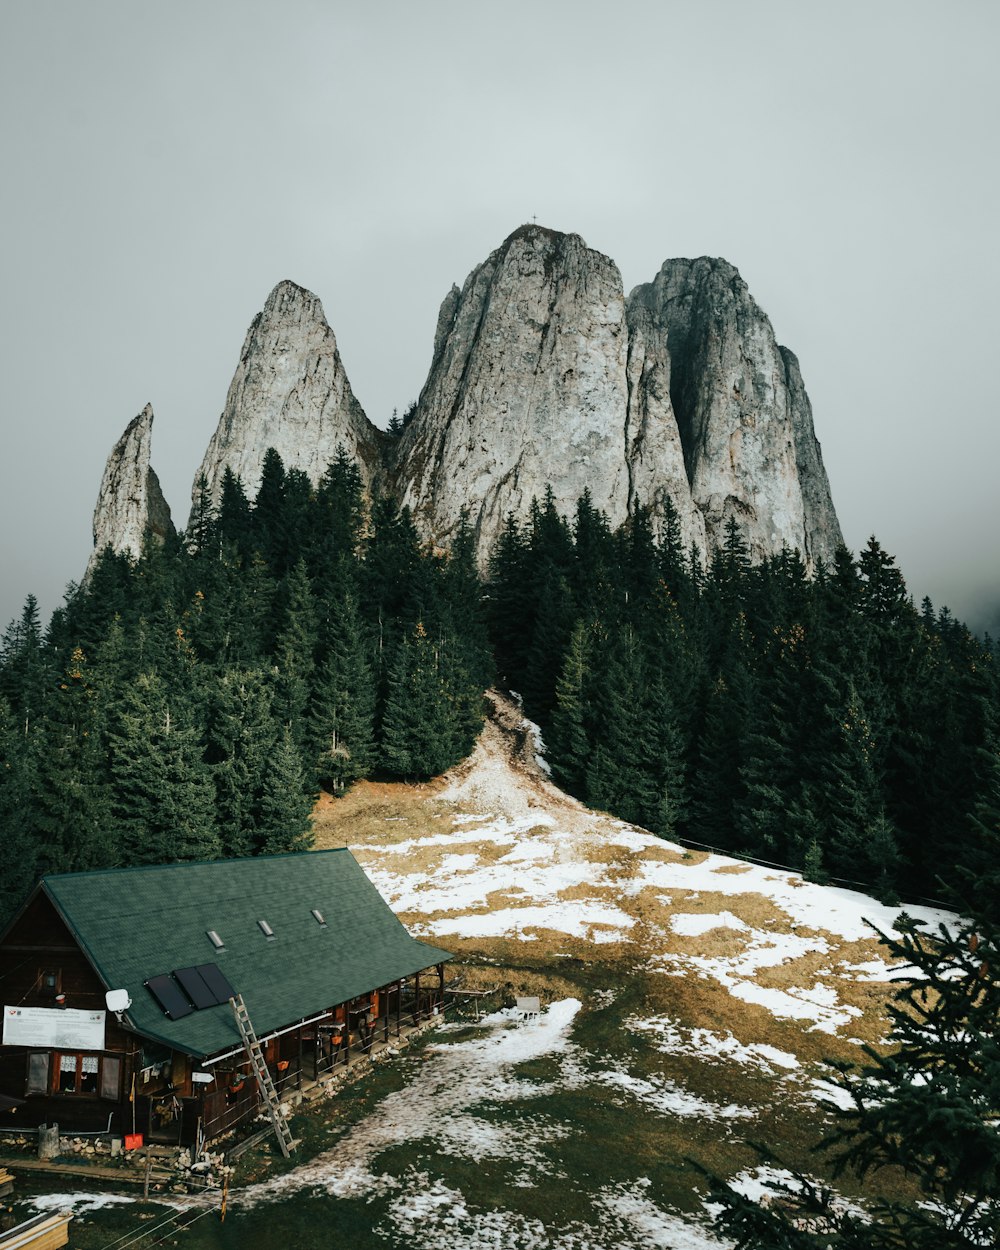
[191,280,382,519]
[625,257,842,567]
[87,404,173,578]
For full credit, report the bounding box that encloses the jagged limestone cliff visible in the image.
[88,226,841,579]
[626,257,842,567]
[87,404,173,578]
[392,227,840,568]
[393,227,633,552]
[191,280,382,519]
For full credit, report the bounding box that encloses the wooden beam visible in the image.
[0,1211,72,1250]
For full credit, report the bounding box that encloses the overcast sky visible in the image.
[1,0,997,636]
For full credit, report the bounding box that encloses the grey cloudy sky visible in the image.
[1,0,997,634]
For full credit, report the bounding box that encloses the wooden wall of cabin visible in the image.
[0,892,141,1136]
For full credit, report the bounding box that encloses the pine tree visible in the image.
[307,590,376,792]
[548,620,591,796]
[256,726,314,854]
[106,672,219,863]
[271,559,318,744]
[204,669,276,857]
[0,695,39,923]
[0,595,48,735]
[380,622,459,780]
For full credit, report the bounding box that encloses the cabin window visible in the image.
[100,1055,122,1100]
[52,1052,117,1096]
[80,1055,99,1094]
[58,1054,78,1092]
[25,1051,49,1095]
[39,968,62,997]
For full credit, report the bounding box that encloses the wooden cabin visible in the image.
[0,850,451,1149]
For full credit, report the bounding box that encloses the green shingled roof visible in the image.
[41,850,452,1060]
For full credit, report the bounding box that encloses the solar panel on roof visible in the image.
[173,966,217,1010]
[145,974,194,1020]
[196,963,236,1005]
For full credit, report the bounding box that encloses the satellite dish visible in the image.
[105,989,132,1013]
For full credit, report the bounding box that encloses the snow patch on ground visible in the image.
[523,716,552,777]
[810,1078,857,1111]
[672,911,748,937]
[236,1001,583,1209]
[598,1180,730,1248]
[653,924,863,1033]
[639,855,949,942]
[25,1192,136,1214]
[629,1015,800,1072]
[725,1164,868,1221]
[422,901,634,942]
[595,1066,754,1120]
[836,957,915,982]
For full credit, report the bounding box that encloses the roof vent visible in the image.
[257,920,275,939]
[206,930,224,950]
[311,909,327,928]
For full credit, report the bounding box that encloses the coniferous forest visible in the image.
[1,451,998,931]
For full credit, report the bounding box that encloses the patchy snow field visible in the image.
[303,693,957,1245]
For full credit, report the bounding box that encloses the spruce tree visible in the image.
[188,472,218,557]
[204,669,276,857]
[548,620,591,797]
[28,647,115,874]
[585,628,664,829]
[271,558,318,744]
[0,695,39,923]
[106,671,219,863]
[257,726,314,854]
[487,513,533,690]
[308,448,366,575]
[307,589,376,792]
[380,621,459,780]
[217,466,253,557]
[0,595,47,734]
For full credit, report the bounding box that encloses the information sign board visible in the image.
[2,1005,106,1050]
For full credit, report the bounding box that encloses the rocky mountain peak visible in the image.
[393,226,837,567]
[190,278,382,522]
[392,224,641,560]
[85,226,842,582]
[625,256,843,566]
[87,403,173,579]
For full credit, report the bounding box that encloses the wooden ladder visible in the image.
[229,994,296,1158]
